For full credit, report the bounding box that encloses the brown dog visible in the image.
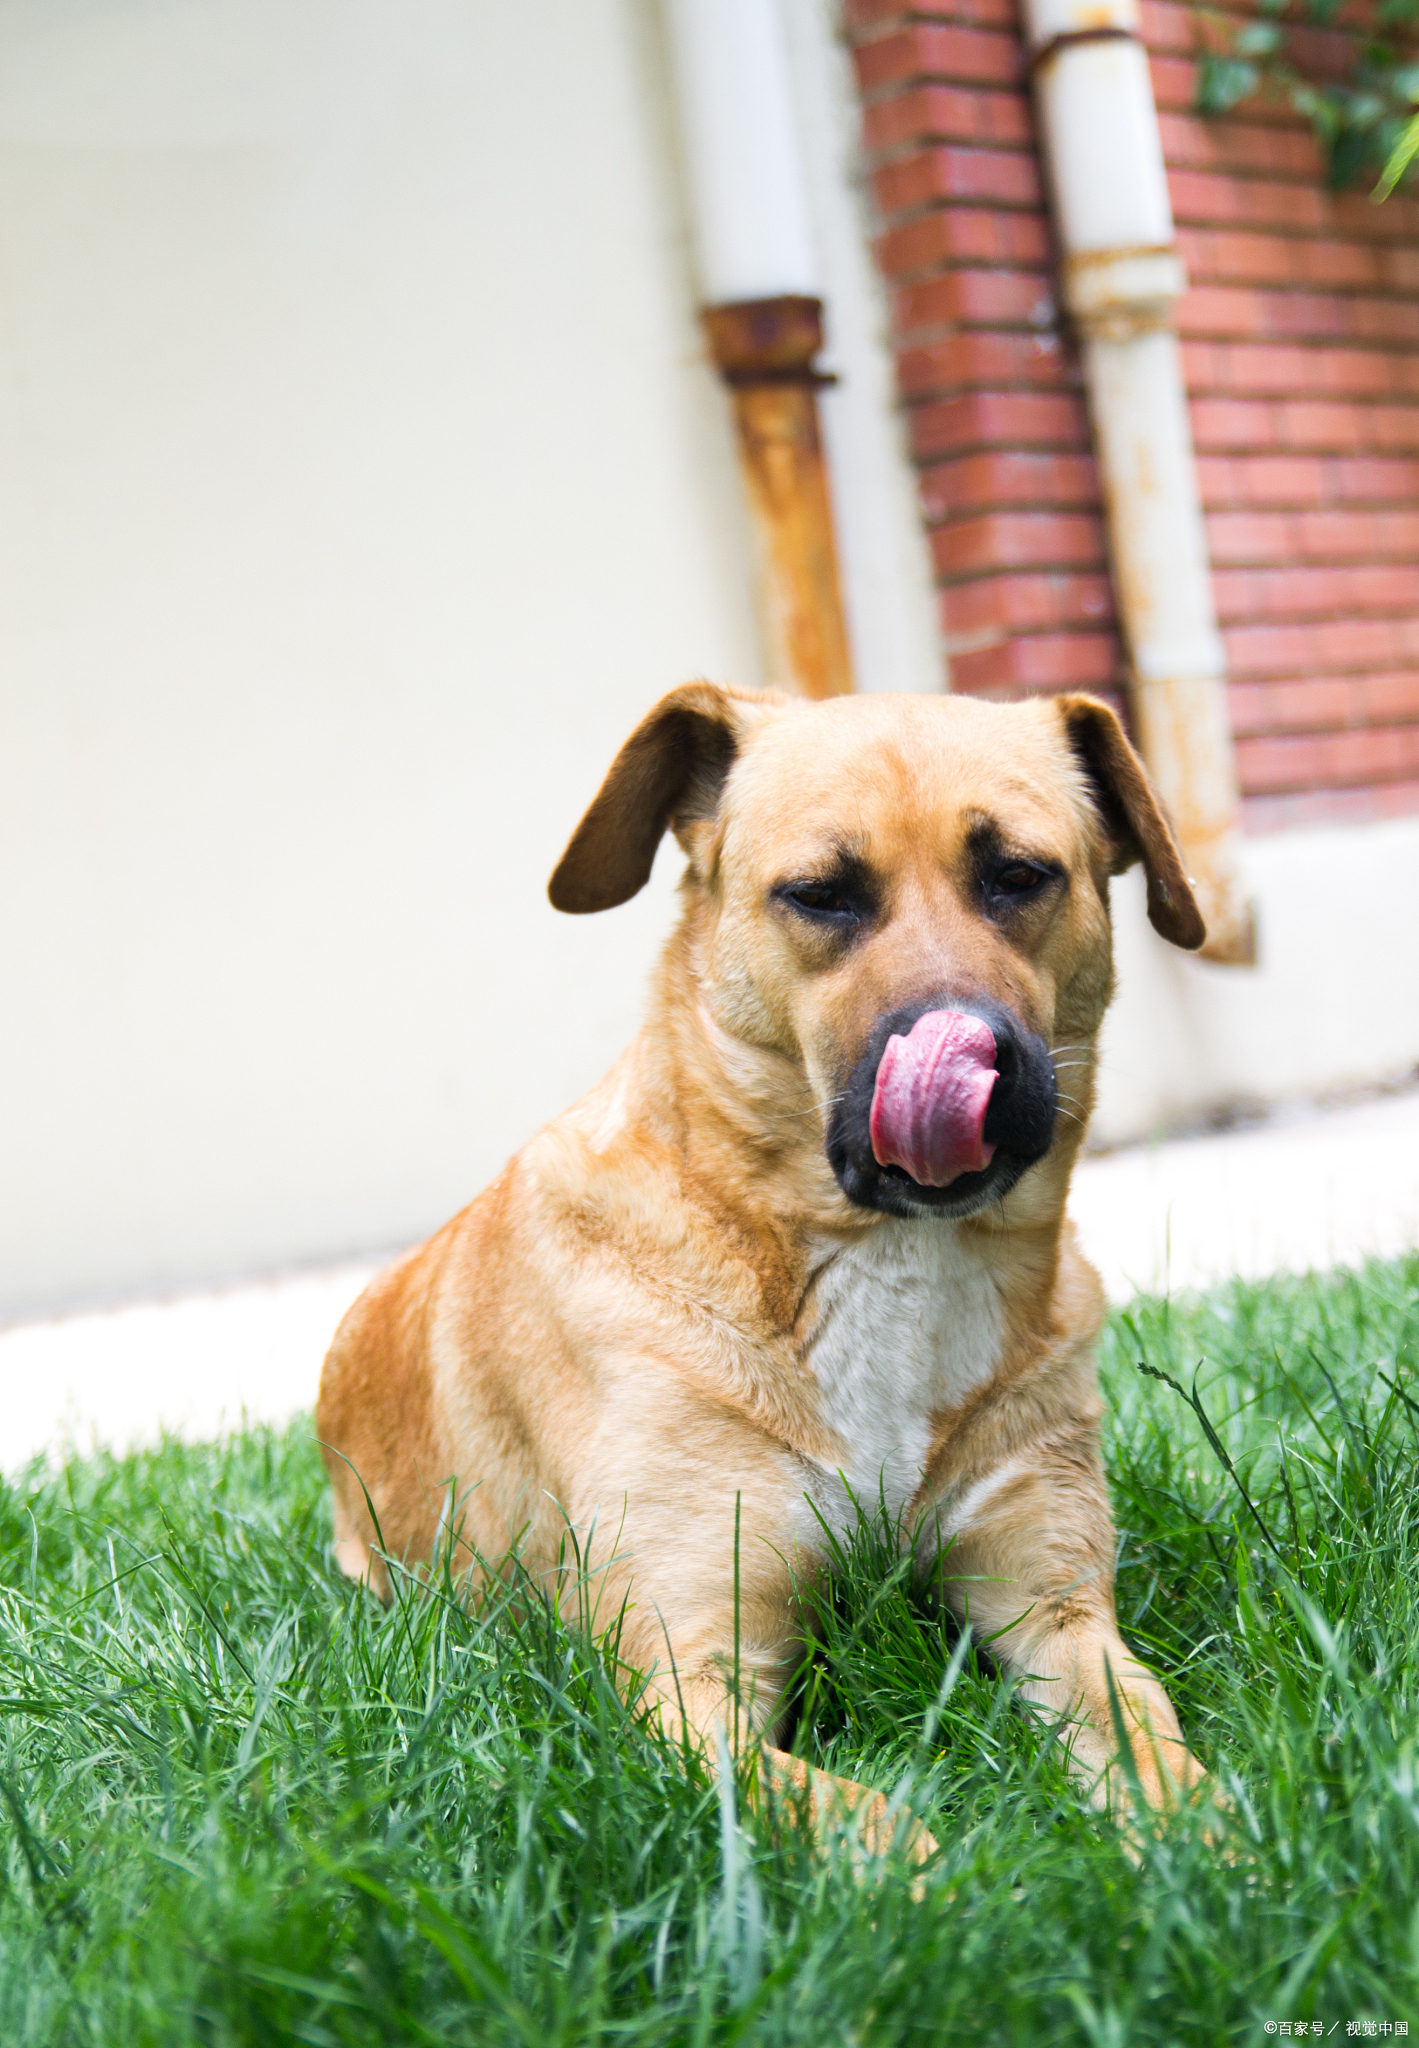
[318,683,1209,1836]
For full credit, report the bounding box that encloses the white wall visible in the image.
[2,0,1404,1321]
[0,0,778,1318]
[1095,814,1419,1144]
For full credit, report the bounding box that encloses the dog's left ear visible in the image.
[549,682,766,914]
[1056,694,1206,951]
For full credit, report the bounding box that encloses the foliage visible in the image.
[1196,0,1419,193]
[0,1251,1417,2043]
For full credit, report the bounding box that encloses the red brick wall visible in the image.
[845,0,1419,831]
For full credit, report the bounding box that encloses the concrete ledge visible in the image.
[1095,811,1419,1145]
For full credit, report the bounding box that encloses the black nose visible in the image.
[970,998,1058,1162]
[824,992,1058,1217]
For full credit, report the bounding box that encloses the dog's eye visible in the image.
[787,882,851,916]
[996,864,1040,893]
[991,861,1052,901]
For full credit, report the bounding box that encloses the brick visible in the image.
[873,145,1042,217]
[943,570,1115,635]
[1189,397,1280,452]
[1213,563,1419,622]
[874,208,1051,279]
[1138,0,1196,55]
[1278,401,1361,451]
[892,268,1055,333]
[918,450,1104,518]
[1195,454,1330,508]
[1229,674,1419,737]
[1177,286,1267,347]
[1178,339,1288,396]
[1367,406,1419,452]
[1176,227,1297,290]
[1383,249,1419,293]
[1229,679,1357,737]
[1204,511,1293,563]
[1360,674,1419,724]
[843,0,907,26]
[1334,457,1419,503]
[845,0,1020,28]
[946,631,1120,694]
[1168,169,1328,234]
[1224,617,1419,677]
[1237,723,1419,794]
[1294,510,1419,559]
[1298,352,1419,402]
[1290,241,1391,292]
[1177,287,1419,349]
[933,511,1107,577]
[1182,340,1419,404]
[897,330,1075,397]
[854,24,1024,93]
[1282,402,1419,454]
[1243,780,1419,833]
[1159,112,1321,181]
[1270,19,1356,75]
[910,390,1091,458]
[1148,53,1200,115]
[1330,188,1419,245]
[862,85,1032,156]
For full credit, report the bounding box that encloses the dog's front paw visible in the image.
[1106,1745,1236,1858]
[760,1747,939,1869]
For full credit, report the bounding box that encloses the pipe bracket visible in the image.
[702,294,827,380]
[1023,23,1137,80]
[1062,245,1187,334]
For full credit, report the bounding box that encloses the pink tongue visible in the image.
[869,1010,998,1188]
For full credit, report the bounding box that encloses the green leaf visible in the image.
[1197,53,1261,112]
[1236,20,1284,54]
[1375,106,1419,193]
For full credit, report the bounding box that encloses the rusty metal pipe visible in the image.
[703,294,852,700]
[1022,0,1255,964]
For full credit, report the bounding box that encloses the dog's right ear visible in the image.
[548,682,767,914]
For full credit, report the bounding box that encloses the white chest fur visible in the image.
[797,1217,1004,1532]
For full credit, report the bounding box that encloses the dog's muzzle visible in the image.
[826,997,1057,1217]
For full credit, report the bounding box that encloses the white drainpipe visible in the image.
[663,0,855,698]
[1023,0,1255,963]
[662,0,818,304]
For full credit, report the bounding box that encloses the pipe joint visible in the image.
[1023,23,1137,80]
[1062,245,1186,336]
[702,293,827,382]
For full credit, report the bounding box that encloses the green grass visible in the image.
[3,1254,1419,2045]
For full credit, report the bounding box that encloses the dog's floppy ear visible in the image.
[1056,694,1206,951]
[549,682,764,914]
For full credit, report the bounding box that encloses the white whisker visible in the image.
[759,1092,848,1125]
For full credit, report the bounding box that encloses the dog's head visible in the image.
[549,686,1202,1219]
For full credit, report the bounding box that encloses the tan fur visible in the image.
[318,686,1209,1833]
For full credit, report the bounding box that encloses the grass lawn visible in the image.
[3,1254,1419,2045]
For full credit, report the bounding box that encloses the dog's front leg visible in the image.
[924,1429,1207,1815]
[632,1601,935,1863]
